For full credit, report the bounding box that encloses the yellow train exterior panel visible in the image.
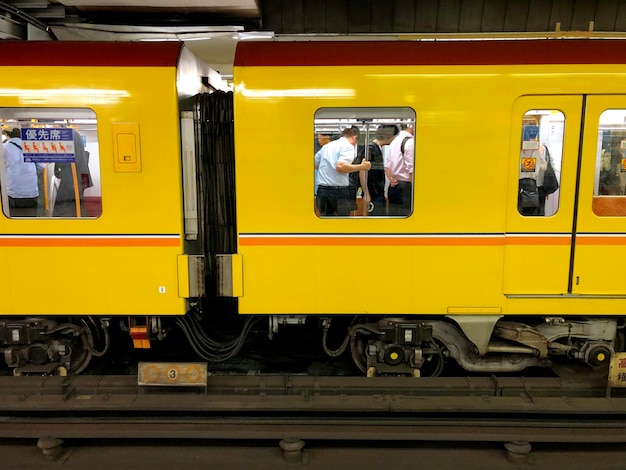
[1,61,187,316]
[234,58,626,317]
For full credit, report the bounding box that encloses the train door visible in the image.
[505,95,626,296]
[504,95,583,295]
[573,96,626,294]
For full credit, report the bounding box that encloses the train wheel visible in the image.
[350,335,369,374]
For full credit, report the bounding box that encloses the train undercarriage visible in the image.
[0,313,620,378]
[341,316,619,377]
[0,317,110,375]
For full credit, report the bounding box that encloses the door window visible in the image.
[593,109,626,216]
[517,110,564,217]
[1,108,100,218]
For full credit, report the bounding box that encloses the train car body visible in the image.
[0,42,225,373]
[233,39,626,316]
[0,38,625,377]
[231,39,626,374]
[0,42,224,317]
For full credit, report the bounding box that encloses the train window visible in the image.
[0,108,101,219]
[314,107,415,218]
[517,110,564,217]
[593,110,626,216]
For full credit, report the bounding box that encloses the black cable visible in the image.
[0,1,56,37]
[175,312,263,362]
[427,340,445,377]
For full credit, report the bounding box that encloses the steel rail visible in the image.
[0,374,625,443]
[0,415,626,443]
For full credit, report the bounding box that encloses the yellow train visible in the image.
[1,38,625,377]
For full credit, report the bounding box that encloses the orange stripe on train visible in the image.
[239,236,503,247]
[238,234,573,247]
[504,236,571,246]
[577,236,626,245]
[0,237,180,247]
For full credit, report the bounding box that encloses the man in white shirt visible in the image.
[385,126,414,216]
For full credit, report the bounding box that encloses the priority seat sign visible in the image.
[21,127,75,163]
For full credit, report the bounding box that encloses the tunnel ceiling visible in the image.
[2,0,626,40]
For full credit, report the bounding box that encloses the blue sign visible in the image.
[21,127,75,163]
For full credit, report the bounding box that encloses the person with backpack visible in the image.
[385,125,414,216]
[350,125,398,216]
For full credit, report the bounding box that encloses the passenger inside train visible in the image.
[385,125,414,217]
[593,110,626,215]
[350,124,398,216]
[2,126,43,217]
[314,126,370,216]
[599,133,626,196]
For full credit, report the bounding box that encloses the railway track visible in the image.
[1,369,626,446]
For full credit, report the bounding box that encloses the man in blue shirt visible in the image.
[3,128,41,217]
[314,127,371,216]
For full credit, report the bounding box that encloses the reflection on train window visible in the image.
[517,109,564,217]
[314,107,416,218]
[593,110,626,216]
[0,108,101,219]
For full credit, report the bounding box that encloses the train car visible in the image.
[1,39,626,378]
[0,41,227,374]
[231,39,626,376]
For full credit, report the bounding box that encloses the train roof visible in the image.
[234,39,626,67]
[0,41,183,66]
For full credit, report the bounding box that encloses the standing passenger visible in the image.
[317,132,332,148]
[3,128,40,217]
[351,125,397,216]
[385,125,414,216]
[314,132,333,198]
[604,135,625,195]
[315,127,370,216]
[346,125,363,215]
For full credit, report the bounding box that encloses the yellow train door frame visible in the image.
[505,94,626,297]
[573,95,626,295]
[503,95,583,296]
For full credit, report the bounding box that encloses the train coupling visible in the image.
[269,315,307,339]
